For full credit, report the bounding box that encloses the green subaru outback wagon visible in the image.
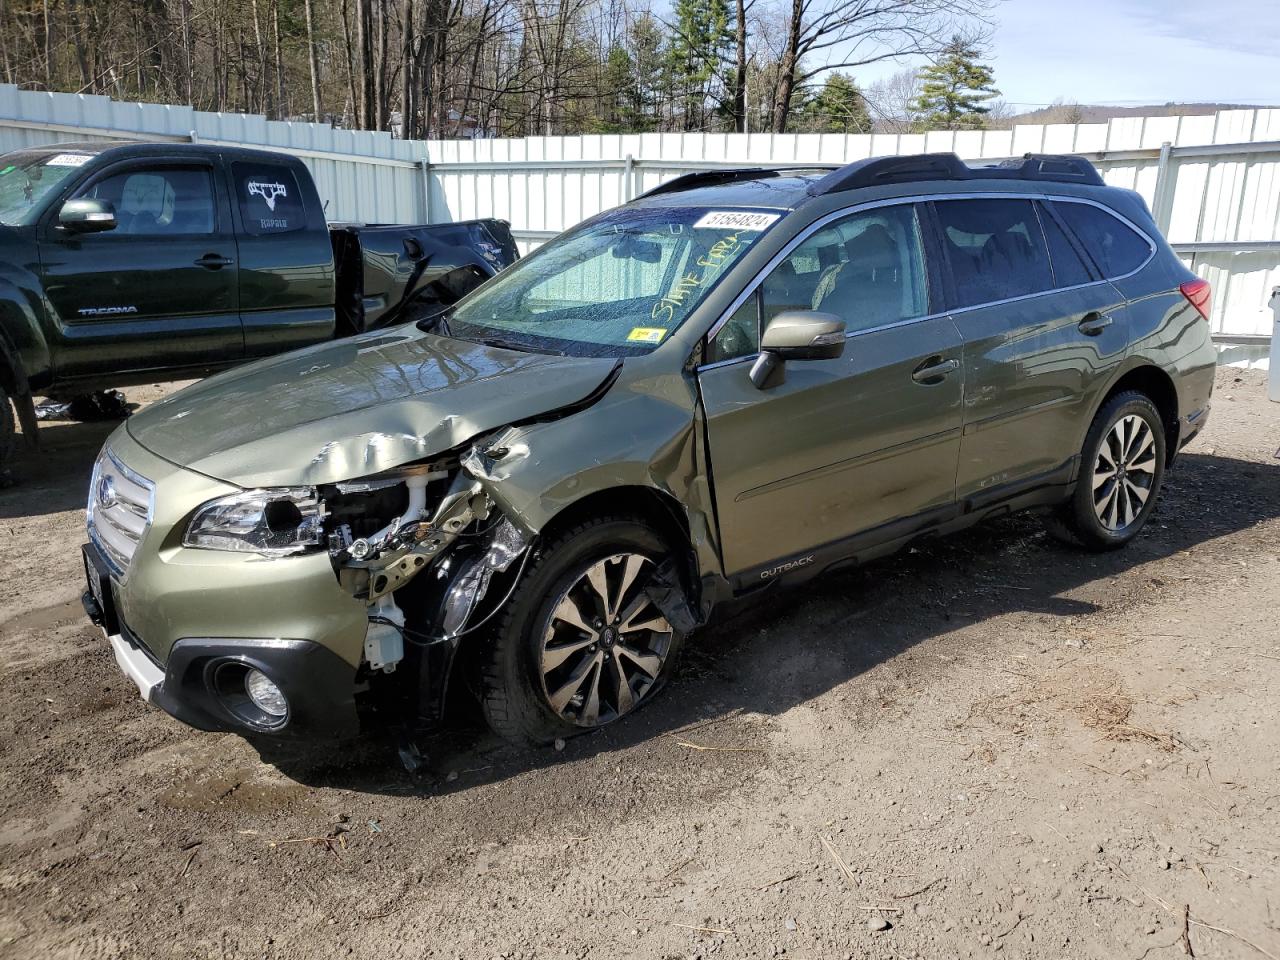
[83,152,1216,746]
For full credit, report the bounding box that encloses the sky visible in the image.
[854,0,1280,109]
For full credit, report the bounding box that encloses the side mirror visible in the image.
[58,198,117,234]
[749,310,846,389]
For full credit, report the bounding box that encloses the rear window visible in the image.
[1052,201,1152,278]
[935,198,1054,308]
[232,162,305,235]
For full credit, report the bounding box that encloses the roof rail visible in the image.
[984,153,1105,185]
[638,165,839,199]
[810,151,1104,195]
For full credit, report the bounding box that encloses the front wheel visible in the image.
[479,516,683,745]
[1046,390,1167,551]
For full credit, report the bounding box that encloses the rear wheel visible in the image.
[1045,390,1166,551]
[480,516,683,745]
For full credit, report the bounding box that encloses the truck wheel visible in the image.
[0,384,15,469]
[480,516,684,745]
[1045,390,1166,551]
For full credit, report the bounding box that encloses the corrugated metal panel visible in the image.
[2,84,1276,338]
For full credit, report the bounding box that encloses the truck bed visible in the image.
[329,219,519,333]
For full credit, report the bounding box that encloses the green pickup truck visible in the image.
[0,140,518,469]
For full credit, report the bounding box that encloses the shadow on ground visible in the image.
[251,449,1279,796]
[9,410,1275,794]
[0,417,124,519]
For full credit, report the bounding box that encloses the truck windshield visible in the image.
[442,206,782,357]
[0,150,94,226]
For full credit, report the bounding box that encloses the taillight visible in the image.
[1179,278,1211,321]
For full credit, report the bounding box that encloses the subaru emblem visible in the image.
[97,474,117,510]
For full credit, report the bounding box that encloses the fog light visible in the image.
[245,670,288,718]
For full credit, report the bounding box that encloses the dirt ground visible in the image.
[1,369,1278,960]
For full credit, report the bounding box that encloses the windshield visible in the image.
[442,206,782,357]
[0,150,94,225]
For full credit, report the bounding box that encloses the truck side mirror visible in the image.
[58,198,117,234]
[749,310,846,389]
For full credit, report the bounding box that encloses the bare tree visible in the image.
[304,0,324,118]
[865,66,921,132]
[769,0,990,133]
[0,0,997,139]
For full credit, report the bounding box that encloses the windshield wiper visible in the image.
[476,335,565,357]
[414,306,454,335]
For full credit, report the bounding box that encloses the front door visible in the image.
[930,197,1130,500]
[40,159,243,383]
[698,202,964,584]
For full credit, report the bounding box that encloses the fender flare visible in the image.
[1071,357,1181,479]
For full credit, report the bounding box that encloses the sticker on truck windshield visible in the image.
[627,327,667,344]
[693,211,780,231]
[46,153,92,167]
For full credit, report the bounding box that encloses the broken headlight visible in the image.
[184,488,325,555]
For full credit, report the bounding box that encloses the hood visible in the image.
[126,328,619,487]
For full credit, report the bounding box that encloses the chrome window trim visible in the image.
[697,191,1159,370]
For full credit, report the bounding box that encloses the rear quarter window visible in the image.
[1052,201,1152,278]
[232,162,305,235]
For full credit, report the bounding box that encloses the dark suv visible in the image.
[85,152,1215,747]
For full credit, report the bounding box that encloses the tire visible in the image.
[480,516,685,745]
[0,384,15,471]
[1045,390,1167,551]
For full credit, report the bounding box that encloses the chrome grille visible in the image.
[87,447,155,573]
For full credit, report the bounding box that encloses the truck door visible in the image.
[226,159,336,356]
[39,157,243,382]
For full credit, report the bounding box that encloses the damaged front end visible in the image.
[298,439,534,726]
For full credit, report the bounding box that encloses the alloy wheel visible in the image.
[1092,414,1158,532]
[537,553,673,727]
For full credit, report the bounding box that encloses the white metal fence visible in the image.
[2,84,1277,350]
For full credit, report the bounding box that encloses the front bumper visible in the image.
[78,428,372,740]
[83,581,361,739]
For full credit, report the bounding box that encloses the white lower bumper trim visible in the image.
[109,633,165,702]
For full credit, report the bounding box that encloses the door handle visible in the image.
[194,254,235,269]
[911,357,960,384]
[1078,312,1113,336]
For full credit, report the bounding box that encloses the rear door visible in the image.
[933,196,1129,502]
[39,157,242,381]
[227,158,336,356]
[698,202,964,583]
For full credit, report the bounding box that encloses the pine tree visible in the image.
[911,36,1000,131]
[666,0,731,131]
[798,72,870,133]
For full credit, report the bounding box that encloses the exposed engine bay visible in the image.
[308,436,533,717]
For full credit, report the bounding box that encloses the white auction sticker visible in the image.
[693,210,780,231]
[46,153,92,167]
